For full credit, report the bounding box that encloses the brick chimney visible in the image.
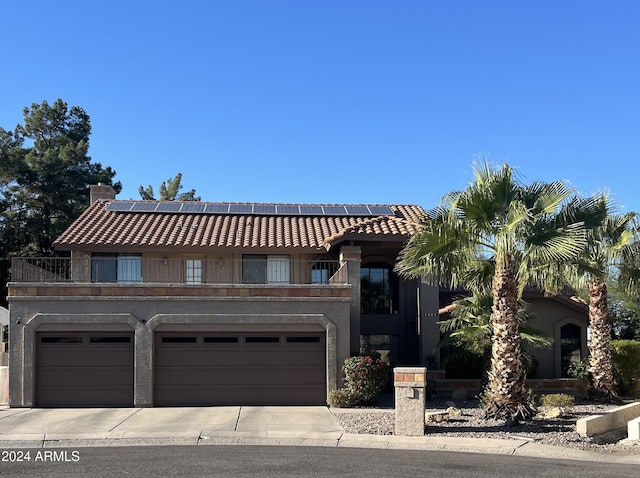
[90,183,116,204]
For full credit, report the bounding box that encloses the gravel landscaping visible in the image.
[331,396,640,456]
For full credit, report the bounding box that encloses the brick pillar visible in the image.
[394,367,427,436]
[339,246,361,355]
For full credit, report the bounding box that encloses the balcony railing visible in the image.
[10,257,347,286]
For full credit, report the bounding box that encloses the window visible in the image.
[91,254,141,283]
[161,336,197,344]
[40,336,83,344]
[286,336,321,343]
[360,264,399,314]
[245,336,280,343]
[203,336,239,343]
[117,255,142,283]
[91,254,117,282]
[242,255,290,284]
[560,323,582,377]
[89,336,132,344]
[185,259,202,284]
[359,334,398,365]
[312,268,329,284]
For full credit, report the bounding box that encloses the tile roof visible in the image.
[54,201,427,252]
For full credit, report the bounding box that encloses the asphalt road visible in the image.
[0,445,635,478]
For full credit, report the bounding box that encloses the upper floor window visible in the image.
[242,255,290,284]
[185,259,202,284]
[91,254,141,283]
[312,268,329,284]
[360,264,399,314]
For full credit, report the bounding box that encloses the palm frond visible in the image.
[519,326,554,348]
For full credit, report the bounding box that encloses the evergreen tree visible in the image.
[0,99,121,306]
[138,173,200,201]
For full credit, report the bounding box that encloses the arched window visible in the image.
[560,323,582,377]
[360,264,399,315]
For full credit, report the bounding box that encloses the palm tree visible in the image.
[564,198,639,400]
[439,292,552,384]
[397,162,591,423]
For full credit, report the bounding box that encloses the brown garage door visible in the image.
[36,332,134,407]
[154,332,326,406]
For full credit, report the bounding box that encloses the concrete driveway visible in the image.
[0,406,343,446]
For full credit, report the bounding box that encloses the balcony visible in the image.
[8,257,351,300]
[10,257,347,286]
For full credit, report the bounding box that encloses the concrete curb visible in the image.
[1,432,638,464]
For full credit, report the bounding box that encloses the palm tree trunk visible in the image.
[484,258,535,423]
[587,278,618,400]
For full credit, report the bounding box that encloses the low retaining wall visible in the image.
[429,373,586,398]
[576,402,640,437]
[628,417,640,440]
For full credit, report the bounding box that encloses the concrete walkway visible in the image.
[1,405,638,464]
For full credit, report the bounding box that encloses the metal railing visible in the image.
[10,257,347,285]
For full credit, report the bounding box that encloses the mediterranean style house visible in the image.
[6,185,589,407]
[7,185,440,407]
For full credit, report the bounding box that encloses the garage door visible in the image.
[36,332,134,407]
[154,332,326,406]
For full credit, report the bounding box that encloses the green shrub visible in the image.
[612,340,640,397]
[540,393,575,409]
[342,355,389,405]
[442,346,485,379]
[567,359,590,383]
[327,389,355,408]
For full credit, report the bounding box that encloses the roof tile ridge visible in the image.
[322,215,417,248]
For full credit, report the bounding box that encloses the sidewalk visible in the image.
[1,405,638,464]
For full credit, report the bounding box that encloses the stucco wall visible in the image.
[8,288,351,407]
[524,297,588,379]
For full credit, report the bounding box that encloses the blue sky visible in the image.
[2,1,639,212]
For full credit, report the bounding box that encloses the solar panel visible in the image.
[253,204,277,214]
[276,205,299,214]
[180,202,206,213]
[322,205,347,215]
[205,203,230,213]
[131,202,158,212]
[299,205,323,215]
[155,202,182,212]
[105,201,134,211]
[105,200,398,217]
[368,205,395,216]
[345,205,371,216]
[228,204,253,214]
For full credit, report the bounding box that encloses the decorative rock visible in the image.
[425,411,449,423]
[542,407,564,419]
[446,407,462,418]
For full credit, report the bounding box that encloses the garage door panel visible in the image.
[155,365,325,386]
[37,367,133,387]
[37,348,133,367]
[154,384,326,406]
[154,348,236,366]
[36,332,134,407]
[154,332,326,406]
[35,387,133,407]
[155,349,324,367]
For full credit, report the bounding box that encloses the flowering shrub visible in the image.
[342,355,390,405]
